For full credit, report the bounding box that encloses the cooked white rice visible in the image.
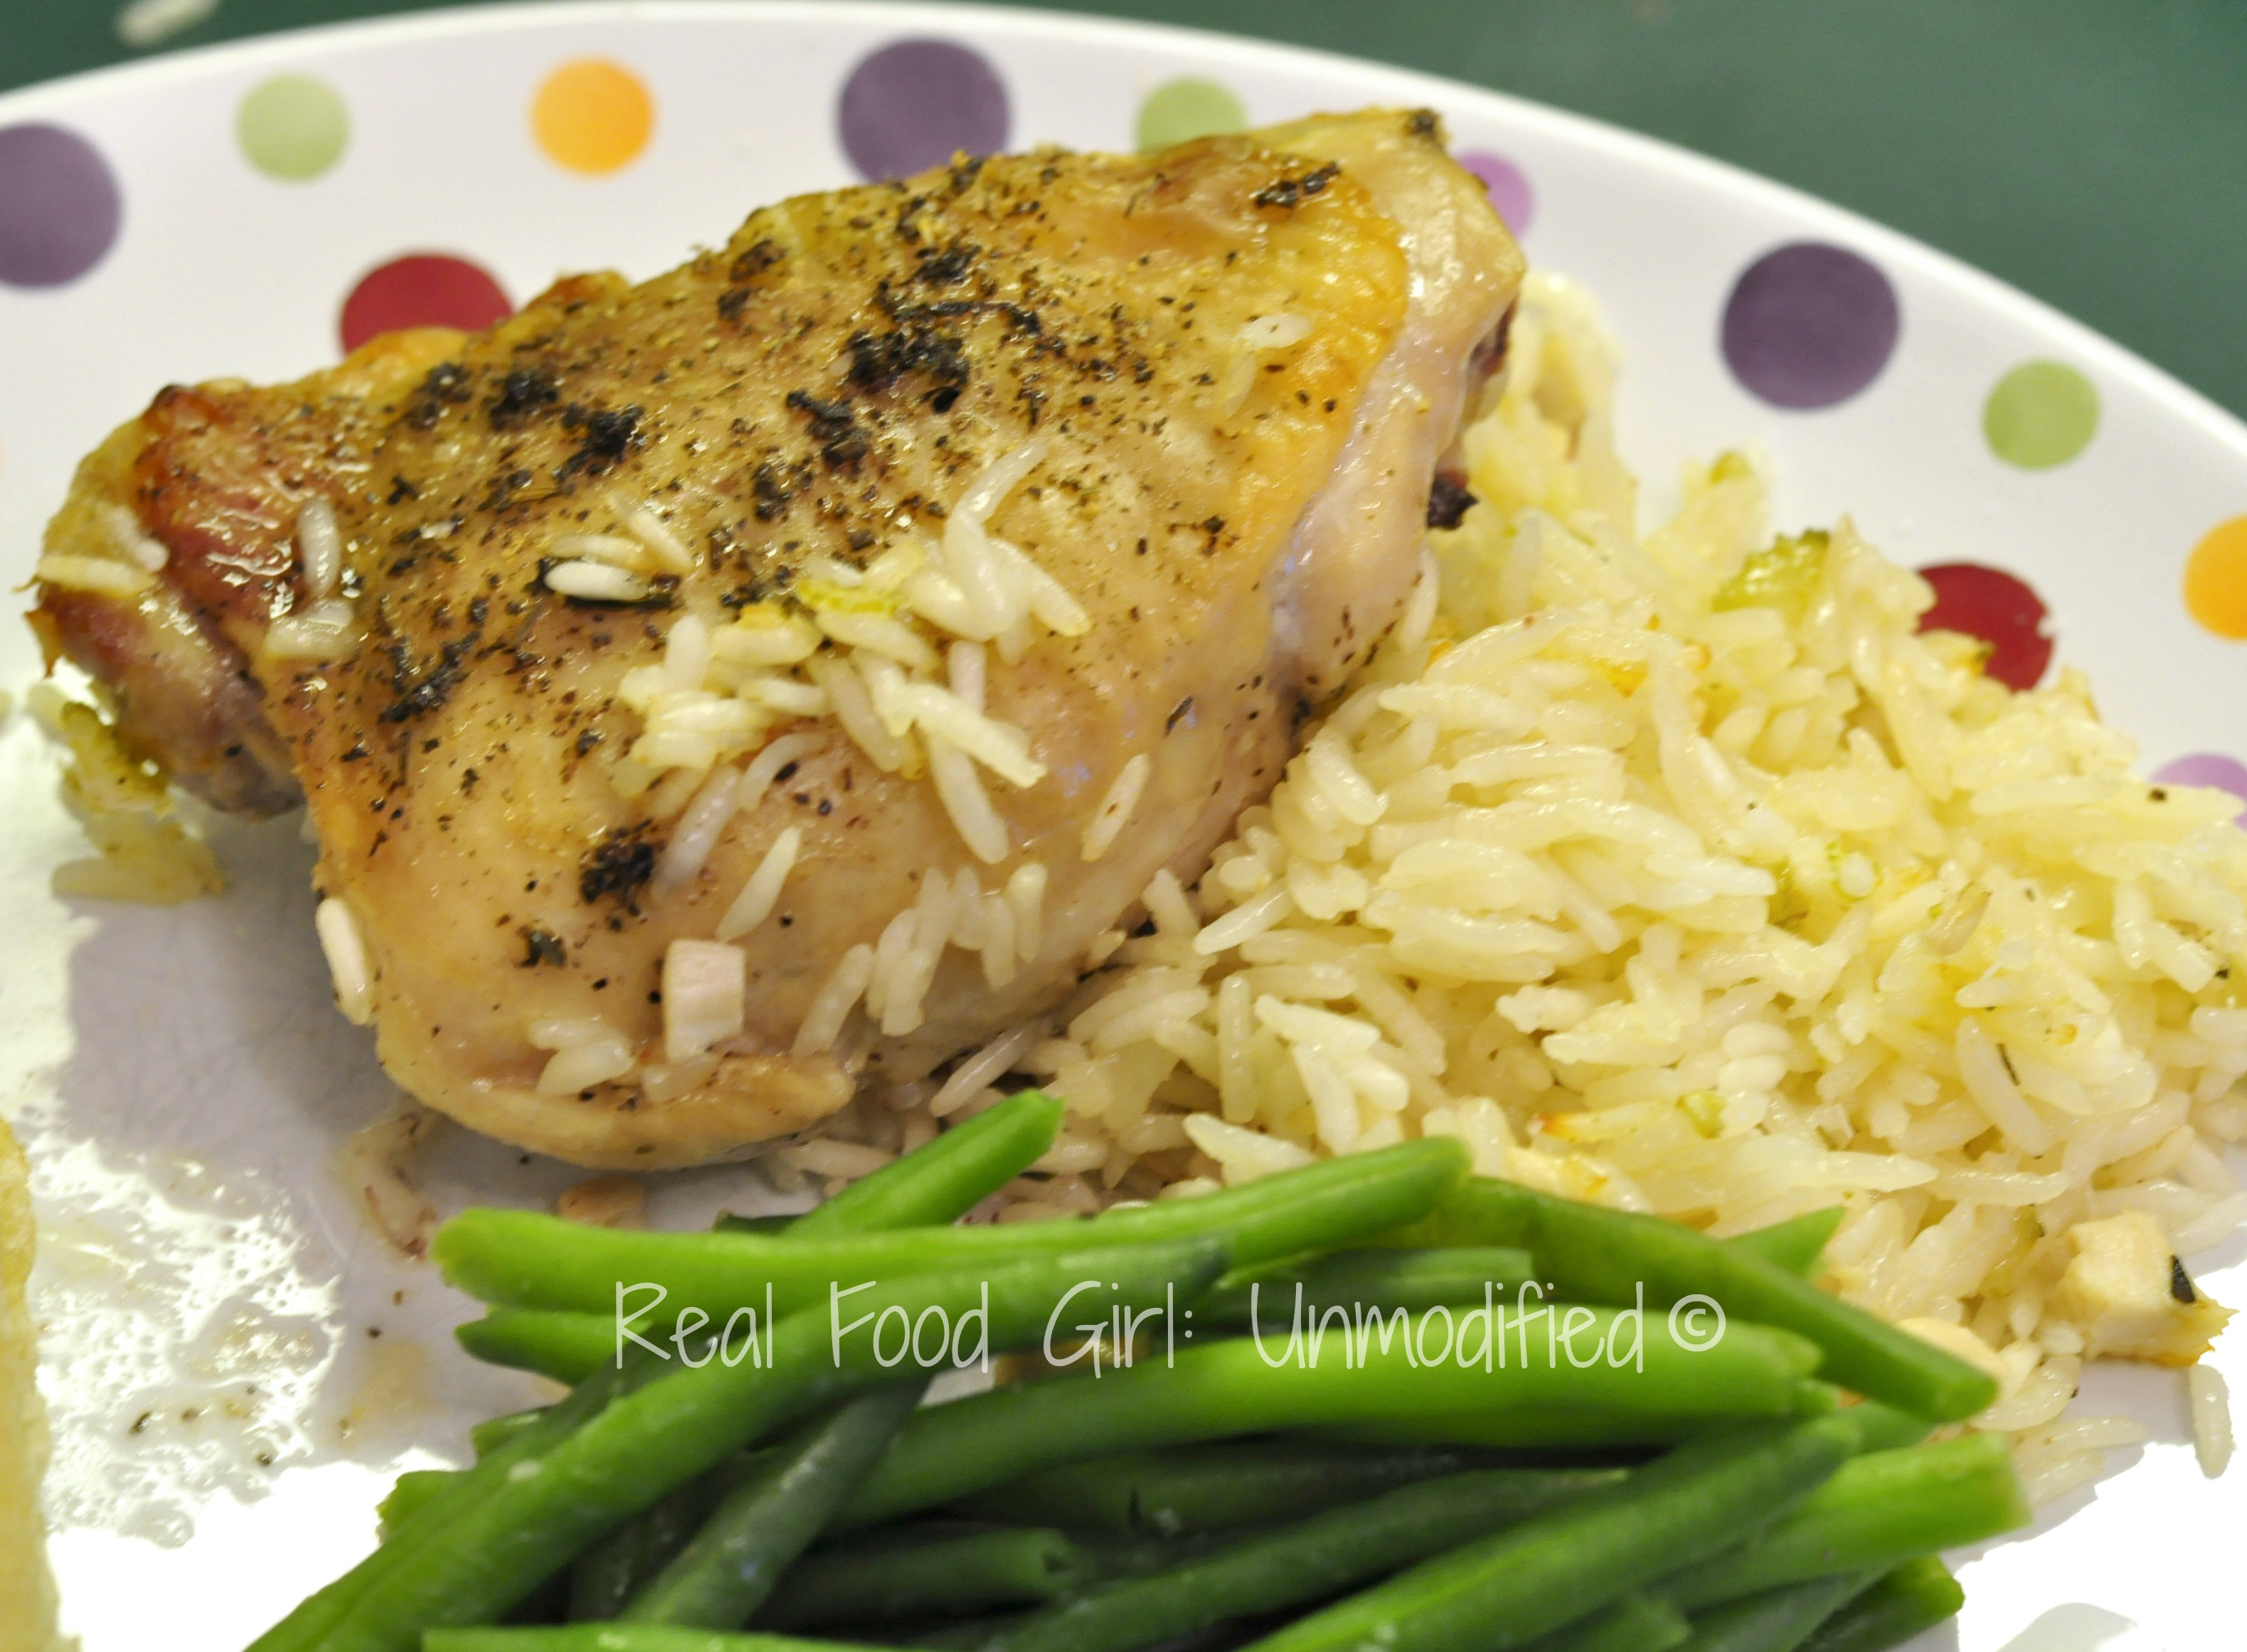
[2189,1363,2233,1477]
[835,273,2247,1459]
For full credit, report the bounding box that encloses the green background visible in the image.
[8,0,2243,421]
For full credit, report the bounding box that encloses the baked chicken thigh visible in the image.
[31,110,1521,1167]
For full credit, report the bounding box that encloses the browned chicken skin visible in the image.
[31,110,1521,1168]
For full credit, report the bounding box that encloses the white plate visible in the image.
[3,5,2243,1648]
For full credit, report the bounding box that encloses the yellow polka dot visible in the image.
[532,59,653,175]
[2184,516,2247,640]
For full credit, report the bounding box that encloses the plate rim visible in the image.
[3,0,2244,479]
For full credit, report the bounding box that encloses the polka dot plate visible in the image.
[1,6,2241,1649]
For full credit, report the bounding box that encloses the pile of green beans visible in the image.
[248,1089,2022,1652]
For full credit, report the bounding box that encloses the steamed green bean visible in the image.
[755,1526,1095,1631]
[462,1099,1064,1386]
[435,1139,1468,1320]
[950,1442,1503,1535]
[1795,1560,1962,1652]
[460,1308,621,1387]
[1197,1249,1534,1329]
[1815,1397,1931,1456]
[572,1092,1058,1617]
[1723,1210,1844,1279]
[375,1470,457,1538]
[931,1468,1623,1652]
[1241,1417,1860,1652]
[570,1474,738,1622]
[1303,1376,1839,1454]
[841,1316,1821,1527]
[787,1089,1066,1235]
[1398,1178,1997,1420]
[257,1350,664,1652]
[622,1384,926,1626]
[426,1632,888,1652]
[1665,1434,2026,1610]
[1672,1573,1876,1652]
[472,1408,553,1459]
[1519,1592,1692,1652]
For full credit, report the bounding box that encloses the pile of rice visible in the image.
[816,274,2247,1501]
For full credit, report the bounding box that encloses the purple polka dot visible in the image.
[1721,243,1899,410]
[2152,755,2247,823]
[838,39,1009,183]
[1457,150,1534,235]
[0,123,122,289]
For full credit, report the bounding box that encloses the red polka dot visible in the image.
[1918,563,2053,689]
[339,254,511,353]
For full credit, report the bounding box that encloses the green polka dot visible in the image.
[1984,360,2099,469]
[1136,78,1246,153]
[237,74,349,181]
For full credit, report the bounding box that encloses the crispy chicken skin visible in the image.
[31,110,1521,1168]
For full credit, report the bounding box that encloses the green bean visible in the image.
[840,1312,1820,1528]
[756,1528,1095,1631]
[377,1470,459,1538]
[435,1139,1468,1320]
[1398,1178,1997,1420]
[1241,1415,1861,1652]
[1334,1387,1929,1461]
[460,1308,624,1386]
[1303,1376,1837,1455]
[1795,1560,1962,1652]
[933,1466,1623,1652]
[1197,1249,1534,1329]
[1723,1210,1844,1279]
[1665,1433,2026,1610]
[569,1471,742,1621]
[503,1570,575,1628]
[474,1409,555,1458]
[1304,1410,1748,1454]
[1067,1529,1246,1580]
[467,1096,1067,1385]
[1672,1573,1877,1652]
[1804,1397,1932,1456]
[464,1102,1063,1387]
[708,1092,1065,1240]
[950,1442,1504,1535]
[790,1089,1066,1235]
[252,1351,665,1652]
[1305,1388,1931,1470]
[1516,1592,1691,1652]
[622,1383,927,1626]
[425,1632,888,1652]
[1305,1415,1689,1453]
[574,1094,1052,1613]
[253,1240,1223,1652]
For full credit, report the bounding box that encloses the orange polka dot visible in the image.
[532,59,653,174]
[2184,516,2247,640]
